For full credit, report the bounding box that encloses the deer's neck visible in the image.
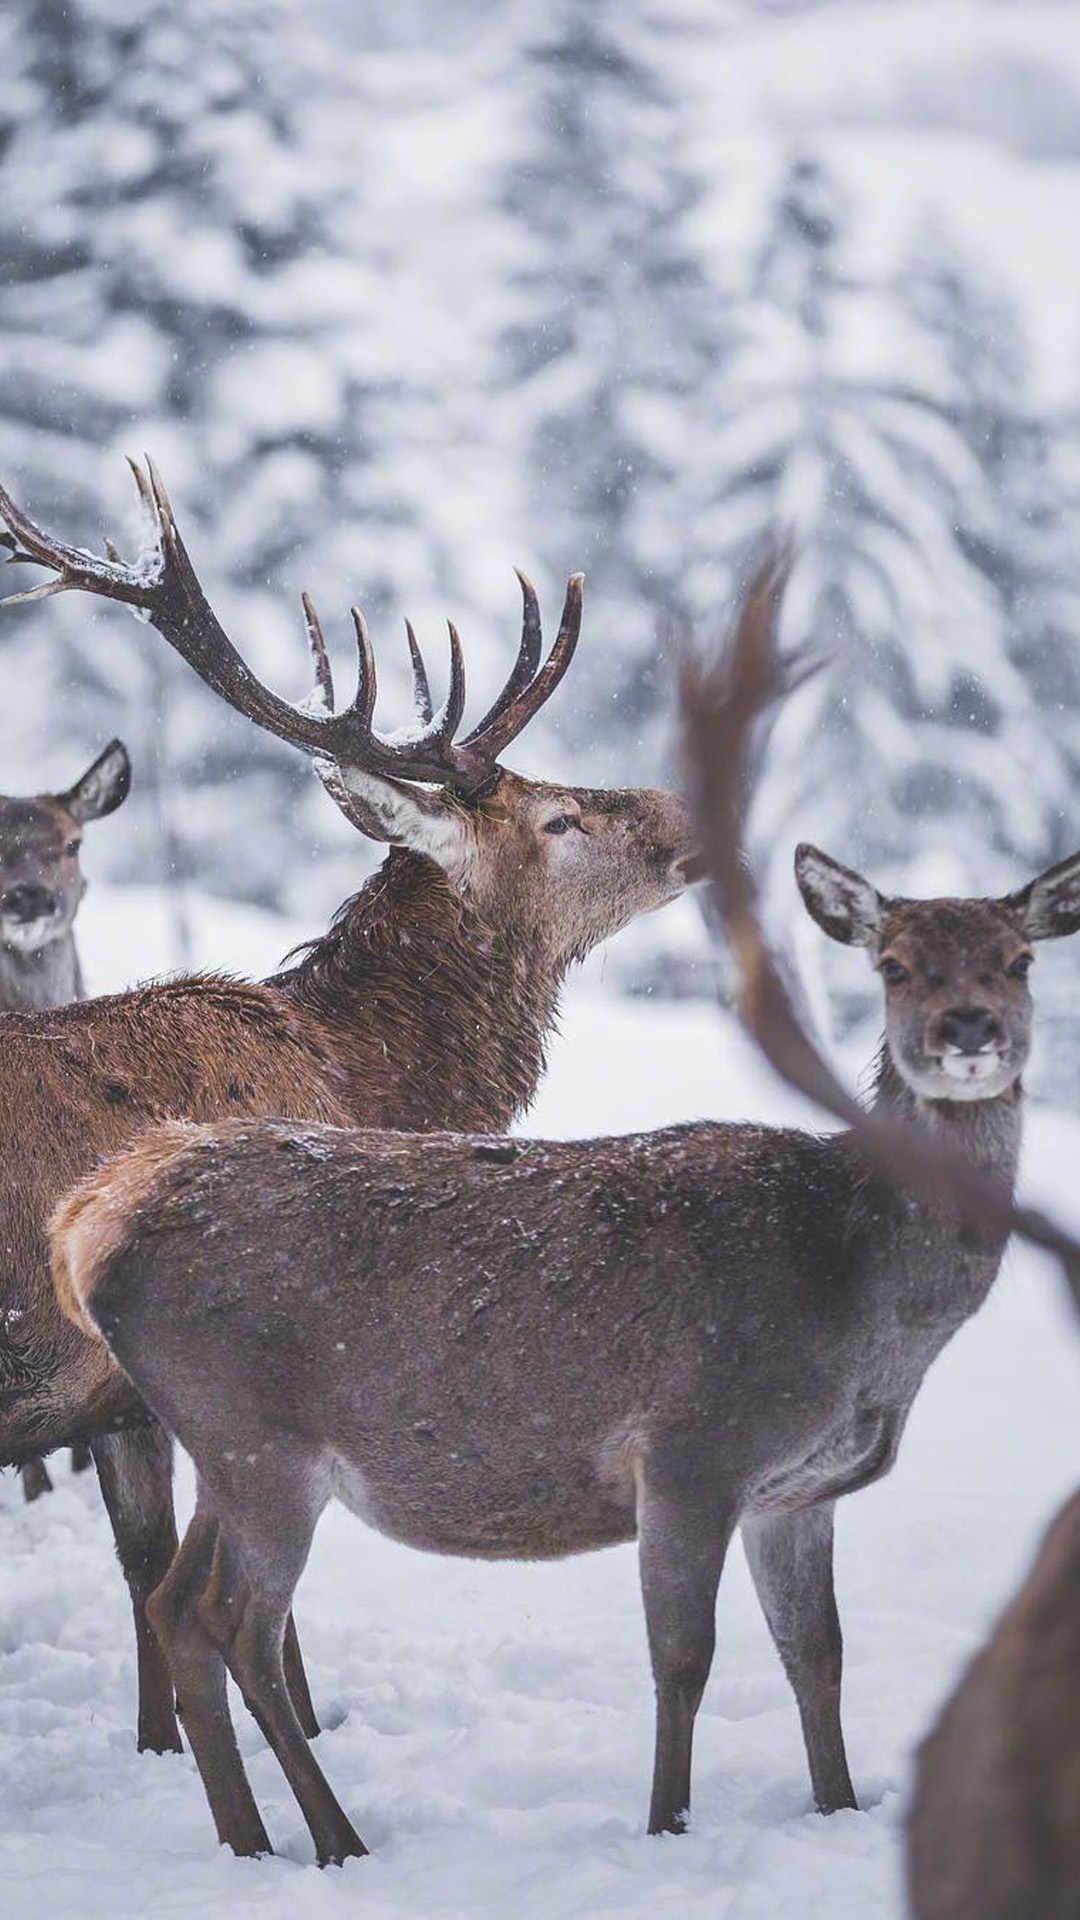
[871,1049,1023,1186]
[857,1047,1022,1333]
[268,850,560,1134]
[0,933,83,1013]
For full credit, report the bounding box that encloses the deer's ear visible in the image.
[321,763,471,872]
[62,740,131,823]
[1005,850,1080,942]
[795,843,884,948]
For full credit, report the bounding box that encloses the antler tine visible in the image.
[1,528,45,566]
[144,454,171,513]
[347,605,379,732]
[0,521,73,605]
[301,592,335,714]
[463,571,584,760]
[439,622,467,744]
[681,544,1080,1301]
[404,619,434,725]
[125,454,156,517]
[459,568,543,744]
[313,605,485,791]
[515,568,544,678]
[0,574,77,609]
[0,479,95,584]
[328,607,486,789]
[0,467,160,611]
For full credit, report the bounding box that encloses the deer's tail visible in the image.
[51,1123,203,1339]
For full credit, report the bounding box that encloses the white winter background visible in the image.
[4,1,1080,1916]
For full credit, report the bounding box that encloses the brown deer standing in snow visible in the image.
[0,460,698,1758]
[0,741,130,1500]
[49,562,1080,1864]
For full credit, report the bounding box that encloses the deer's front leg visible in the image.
[741,1501,856,1812]
[91,1422,182,1754]
[637,1456,735,1835]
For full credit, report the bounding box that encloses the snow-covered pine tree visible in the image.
[897,218,1080,1094]
[901,220,1080,868]
[674,152,1072,1030]
[0,0,349,913]
[497,0,725,780]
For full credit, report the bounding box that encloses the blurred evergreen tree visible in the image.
[902,227,1080,868]
[0,0,343,913]
[673,159,1080,997]
[497,0,726,776]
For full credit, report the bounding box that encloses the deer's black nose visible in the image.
[940,1006,1001,1054]
[1,884,56,923]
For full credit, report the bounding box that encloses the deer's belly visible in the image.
[328,1450,637,1560]
[746,1404,903,1516]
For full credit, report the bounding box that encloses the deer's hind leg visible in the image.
[198,1536,318,1738]
[148,1497,272,1858]
[22,1444,93,1500]
[91,1422,182,1753]
[20,1455,53,1501]
[742,1502,856,1813]
[637,1450,736,1835]
[206,1474,368,1867]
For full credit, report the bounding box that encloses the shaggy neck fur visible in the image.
[269,849,562,1134]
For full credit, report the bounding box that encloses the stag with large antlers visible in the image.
[46,560,1080,1863]
[0,462,698,1756]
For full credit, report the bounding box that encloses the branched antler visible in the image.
[0,460,583,801]
[680,547,1080,1305]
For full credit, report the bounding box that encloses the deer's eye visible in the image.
[1008,952,1033,980]
[66,840,81,857]
[879,957,910,986]
[544,815,579,836]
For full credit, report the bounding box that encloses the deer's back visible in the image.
[0,977,350,1462]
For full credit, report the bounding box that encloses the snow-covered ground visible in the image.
[3,888,1080,1918]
